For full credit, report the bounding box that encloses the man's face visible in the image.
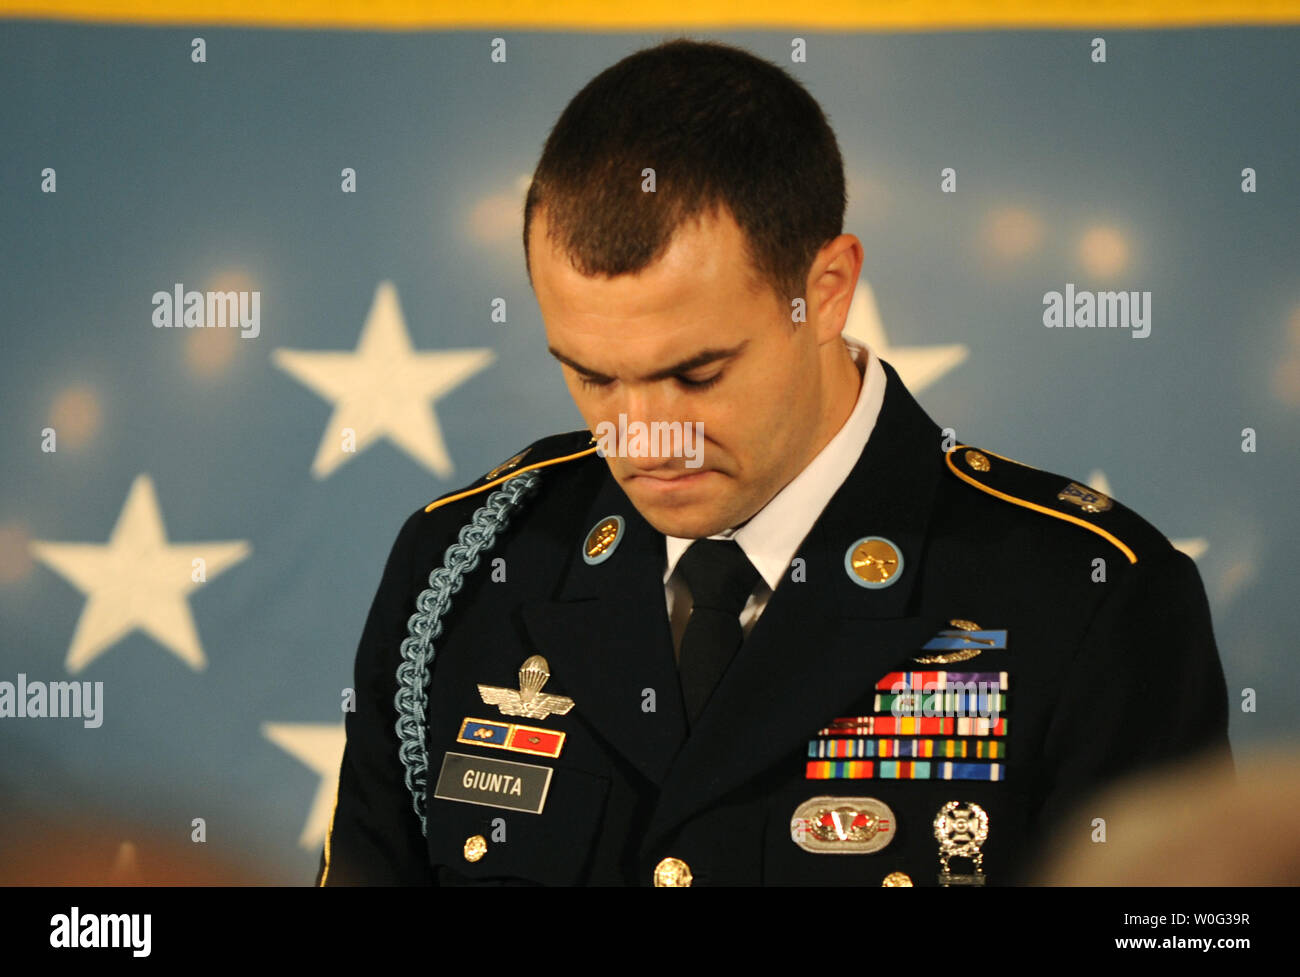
[529,205,852,539]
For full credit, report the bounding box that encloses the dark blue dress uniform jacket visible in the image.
[316,358,1230,886]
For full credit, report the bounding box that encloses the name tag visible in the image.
[433,751,554,814]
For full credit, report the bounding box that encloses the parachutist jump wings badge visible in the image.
[479,654,575,720]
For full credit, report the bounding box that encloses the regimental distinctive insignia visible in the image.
[790,796,896,854]
[1057,481,1113,513]
[843,536,904,589]
[484,449,531,481]
[456,717,566,758]
[964,450,991,472]
[582,514,625,566]
[934,800,989,886]
[913,619,1008,664]
[478,655,576,720]
[433,752,554,815]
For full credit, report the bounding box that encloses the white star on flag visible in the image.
[1085,470,1208,560]
[272,280,495,479]
[29,474,250,674]
[843,279,969,392]
[263,722,346,851]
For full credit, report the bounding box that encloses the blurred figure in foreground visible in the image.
[1033,747,1298,885]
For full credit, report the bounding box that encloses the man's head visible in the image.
[524,39,862,539]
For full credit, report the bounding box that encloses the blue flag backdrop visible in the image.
[1,22,1296,883]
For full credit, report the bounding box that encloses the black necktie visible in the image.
[676,538,761,726]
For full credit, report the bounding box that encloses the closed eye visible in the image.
[575,371,723,391]
[677,372,722,390]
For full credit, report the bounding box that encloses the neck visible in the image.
[725,340,862,536]
[812,339,864,457]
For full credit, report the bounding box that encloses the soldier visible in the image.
[317,38,1229,886]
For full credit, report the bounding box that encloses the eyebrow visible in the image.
[547,340,749,383]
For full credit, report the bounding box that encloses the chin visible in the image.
[633,503,733,540]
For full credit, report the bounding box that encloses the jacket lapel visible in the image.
[644,359,950,847]
[520,473,688,787]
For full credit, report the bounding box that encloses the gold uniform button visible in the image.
[653,857,693,887]
[463,835,488,862]
[882,871,913,887]
[964,450,990,472]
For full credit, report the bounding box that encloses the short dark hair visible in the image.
[523,38,846,311]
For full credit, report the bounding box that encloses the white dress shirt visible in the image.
[663,334,888,658]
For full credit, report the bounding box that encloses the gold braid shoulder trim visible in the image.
[943,443,1159,565]
[424,435,599,514]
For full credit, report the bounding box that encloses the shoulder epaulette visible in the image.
[423,430,599,513]
[943,444,1172,565]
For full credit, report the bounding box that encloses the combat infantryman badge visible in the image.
[478,655,576,720]
[934,800,989,886]
[913,619,1008,665]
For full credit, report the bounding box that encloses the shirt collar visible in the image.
[664,334,888,590]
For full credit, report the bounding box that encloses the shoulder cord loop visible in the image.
[393,469,541,835]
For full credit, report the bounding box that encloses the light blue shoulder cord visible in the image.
[393,469,541,835]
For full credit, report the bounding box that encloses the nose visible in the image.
[616,383,682,473]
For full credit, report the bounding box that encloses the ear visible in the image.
[808,234,864,345]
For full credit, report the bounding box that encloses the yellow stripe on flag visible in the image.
[2,0,1298,29]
